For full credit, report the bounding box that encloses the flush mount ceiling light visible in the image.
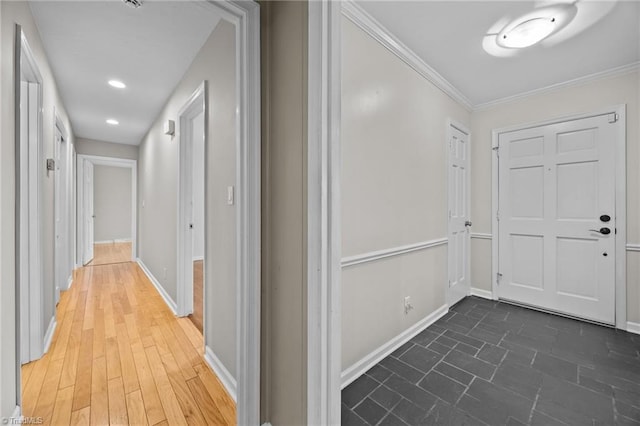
[108,79,126,89]
[498,17,557,48]
[106,119,119,125]
[122,0,142,9]
[483,3,578,57]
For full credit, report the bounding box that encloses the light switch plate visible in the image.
[227,186,234,205]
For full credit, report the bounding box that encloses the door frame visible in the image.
[446,119,471,307]
[53,108,71,302]
[76,155,138,265]
[15,27,46,365]
[307,1,342,424]
[176,81,207,318]
[200,2,261,424]
[491,105,627,329]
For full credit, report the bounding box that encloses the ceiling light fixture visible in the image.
[106,119,119,125]
[498,17,557,49]
[108,79,126,89]
[483,3,578,57]
[122,0,142,9]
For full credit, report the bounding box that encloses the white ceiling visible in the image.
[355,1,640,108]
[30,1,221,145]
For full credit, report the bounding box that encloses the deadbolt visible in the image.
[603,252,608,257]
[600,214,611,223]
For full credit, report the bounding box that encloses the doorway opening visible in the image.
[177,82,207,333]
[76,155,137,267]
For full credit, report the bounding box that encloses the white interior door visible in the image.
[54,127,65,303]
[19,81,31,364]
[448,122,471,306]
[498,113,617,324]
[83,160,94,265]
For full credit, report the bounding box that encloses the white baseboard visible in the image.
[43,317,57,354]
[261,423,273,426]
[11,405,21,420]
[66,274,73,290]
[626,321,640,335]
[192,256,204,262]
[136,258,177,315]
[471,287,493,300]
[204,345,237,402]
[341,304,449,389]
[95,239,132,244]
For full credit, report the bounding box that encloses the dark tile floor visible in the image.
[342,296,640,426]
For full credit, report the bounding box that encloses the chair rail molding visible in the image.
[342,238,448,268]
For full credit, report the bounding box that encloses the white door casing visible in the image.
[447,120,471,306]
[54,124,68,304]
[83,160,95,265]
[497,112,620,324]
[177,82,206,318]
[17,30,45,365]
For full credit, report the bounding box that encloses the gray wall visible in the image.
[93,165,132,242]
[470,70,640,323]
[341,16,470,370]
[137,20,237,377]
[76,137,138,160]
[260,1,309,424]
[1,1,75,416]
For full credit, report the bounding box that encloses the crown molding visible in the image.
[341,1,474,112]
[341,1,638,113]
[475,61,640,111]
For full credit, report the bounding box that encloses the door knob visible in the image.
[589,227,611,235]
[465,221,472,227]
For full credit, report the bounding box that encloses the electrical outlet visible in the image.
[404,296,413,315]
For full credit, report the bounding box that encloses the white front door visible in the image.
[498,113,617,324]
[448,122,471,306]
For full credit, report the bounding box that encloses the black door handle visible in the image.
[600,214,611,222]
[589,227,611,235]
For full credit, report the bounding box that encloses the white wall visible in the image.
[471,70,640,324]
[138,19,237,377]
[93,165,132,242]
[0,1,75,416]
[192,111,205,260]
[341,17,470,370]
[76,137,138,160]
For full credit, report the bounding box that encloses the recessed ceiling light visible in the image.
[108,79,126,89]
[498,17,556,49]
[106,119,119,125]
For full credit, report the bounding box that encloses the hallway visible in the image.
[21,262,235,425]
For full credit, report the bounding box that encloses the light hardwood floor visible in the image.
[87,242,132,266]
[21,262,236,425]
[188,261,203,334]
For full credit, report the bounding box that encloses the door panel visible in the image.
[448,123,470,306]
[498,113,616,324]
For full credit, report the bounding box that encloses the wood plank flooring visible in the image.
[188,261,203,334]
[22,262,236,425]
[87,242,132,266]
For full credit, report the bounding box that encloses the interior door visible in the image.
[498,113,617,324]
[54,128,63,303]
[83,160,94,265]
[19,81,30,364]
[448,122,471,306]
